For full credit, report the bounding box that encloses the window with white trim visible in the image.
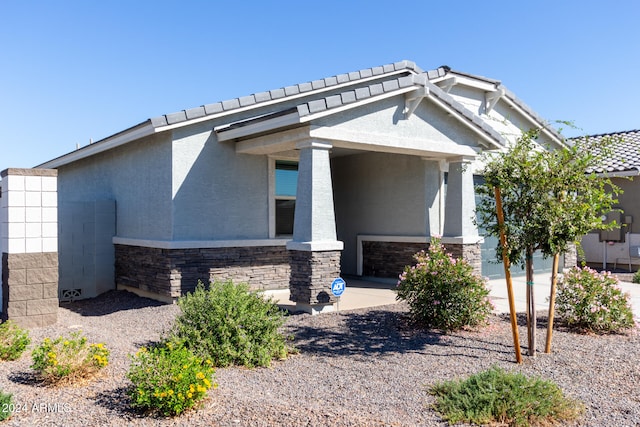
[275,160,298,236]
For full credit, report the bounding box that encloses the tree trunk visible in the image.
[526,247,536,357]
[494,187,522,363]
[545,253,560,353]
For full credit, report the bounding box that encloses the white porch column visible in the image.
[422,158,444,237]
[286,140,343,314]
[288,140,342,249]
[443,156,478,240]
[442,157,482,274]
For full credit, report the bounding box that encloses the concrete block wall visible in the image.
[58,200,116,300]
[1,168,59,328]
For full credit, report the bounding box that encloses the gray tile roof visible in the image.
[577,130,640,174]
[293,72,505,146]
[150,60,424,128]
[39,59,549,169]
[143,60,535,150]
[218,68,506,148]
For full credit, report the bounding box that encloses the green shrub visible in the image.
[633,269,640,284]
[556,266,635,333]
[0,391,13,421]
[31,332,109,384]
[127,342,216,416]
[430,366,583,426]
[396,237,493,331]
[0,320,30,361]
[168,280,289,368]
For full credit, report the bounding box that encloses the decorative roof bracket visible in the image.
[438,77,457,93]
[484,87,505,114]
[403,86,429,118]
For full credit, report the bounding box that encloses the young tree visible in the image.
[476,128,620,358]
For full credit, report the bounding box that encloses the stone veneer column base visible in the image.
[289,250,341,314]
[443,242,482,277]
[2,252,59,328]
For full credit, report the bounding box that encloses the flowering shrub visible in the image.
[556,266,635,333]
[0,320,30,361]
[127,342,216,416]
[396,238,493,331]
[31,332,109,383]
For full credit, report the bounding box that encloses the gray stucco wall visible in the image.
[332,152,439,275]
[171,122,269,240]
[56,133,172,298]
[58,133,173,240]
[315,95,483,155]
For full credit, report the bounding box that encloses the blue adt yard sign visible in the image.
[331,277,346,297]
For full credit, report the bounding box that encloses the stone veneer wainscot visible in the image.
[115,242,291,302]
[361,238,482,280]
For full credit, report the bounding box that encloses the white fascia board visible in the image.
[500,96,565,147]
[434,74,497,92]
[38,122,156,169]
[425,95,503,149]
[299,87,417,123]
[215,112,301,142]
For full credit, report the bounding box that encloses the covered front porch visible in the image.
[217,109,492,314]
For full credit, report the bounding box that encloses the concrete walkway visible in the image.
[266,277,399,312]
[266,274,640,320]
[488,273,640,320]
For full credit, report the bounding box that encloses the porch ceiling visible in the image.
[233,124,480,160]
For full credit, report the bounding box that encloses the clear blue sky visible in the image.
[2,0,639,168]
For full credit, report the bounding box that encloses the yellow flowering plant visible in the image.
[0,320,30,361]
[30,332,109,383]
[127,342,216,416]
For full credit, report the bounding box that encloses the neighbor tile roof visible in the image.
[579,130,640,174]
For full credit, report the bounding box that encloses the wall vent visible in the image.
[60,289,82,302]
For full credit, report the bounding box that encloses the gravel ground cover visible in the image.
[0,290,638,426]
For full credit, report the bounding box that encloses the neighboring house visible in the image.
[3,60,565,317]
[578,130,640,270]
